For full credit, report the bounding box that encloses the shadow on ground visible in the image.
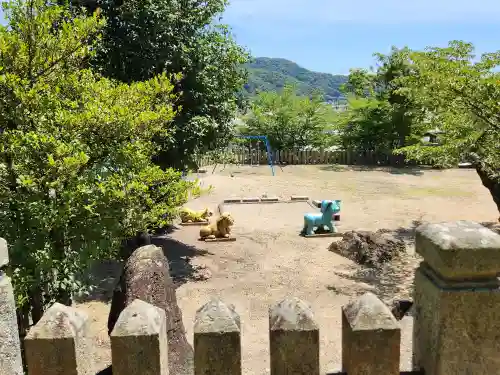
[152,235,214,287]
[319,164,425,176]
[74,224,210,303]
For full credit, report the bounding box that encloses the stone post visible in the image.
[193,298,241,375]
[24,303,91,375]
[269,297,319,375]
[414,220,500,375]
[342,292,401,375]
[0,238,23,375]
[110,299,168,375]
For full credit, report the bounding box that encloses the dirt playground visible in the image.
[77,165,499,374]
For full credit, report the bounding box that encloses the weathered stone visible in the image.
[0,237,8,268]
[312,200,321,208]
[108,244,193,375]
[111,299,168,375]
[413,221,500,375]
[290,195,309,201]
[342,292,400,375]
[223,198,242,203]
[0,276,23,375]
[261,197,279,202]
[242,197,260,203]
[269,298,319,375]
[25,303,92,375]
[416,220,500,279]
[193,299,241,375]
[329,230,406,268]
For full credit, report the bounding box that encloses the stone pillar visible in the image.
[414,221,500,375]
[342,292,401,375]
[24,303,92,375]
[269,297,319,375]
[110,299,168,375]
[0,238,23,375]
[193,299,241,375]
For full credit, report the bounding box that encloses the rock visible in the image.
[329,230,406,268]
[108,245,193,375]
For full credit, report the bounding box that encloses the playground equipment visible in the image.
[199,212,236,242]
[179,207,213,225]
[302,200,341,237]
[234,135,276,176]
[312,199,341,221]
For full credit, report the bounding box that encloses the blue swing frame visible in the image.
[235,135,275,176]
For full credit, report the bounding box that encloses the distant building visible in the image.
[421,128,444,145]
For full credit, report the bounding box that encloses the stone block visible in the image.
[111,299,168,375]
[261,197,279,202]
[0,238,8,268]
[193,299,241,375]
[269,297,319,375]
[108,244,193,375]
[415,220,500,279]
[242,197,260,203]
[0,276,23,375]
[342,292,400,375]
[25,303,91,375]
[223,198,242,203]
[290,195,309,201]
[413,263,500,374]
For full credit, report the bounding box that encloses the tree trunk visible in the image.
[475,163,500,221]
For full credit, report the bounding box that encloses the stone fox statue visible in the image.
[200,212,234,239]
[179,207,213,223]
[303,200,341,236]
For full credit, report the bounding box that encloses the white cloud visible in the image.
[224,0,500,24]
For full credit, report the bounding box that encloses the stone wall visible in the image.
[2,220,500,375]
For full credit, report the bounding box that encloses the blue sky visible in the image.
[1,1,498,75]
[222,0,500,75]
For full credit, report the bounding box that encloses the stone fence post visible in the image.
[193,299,241,375]
[24,303,92,375]
[269,297,320,375]
[0,238,23,375]
[342,292,401,375]
[414,220,500,375]
[110,299,168,375]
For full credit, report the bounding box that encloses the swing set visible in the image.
[212,135,276,176]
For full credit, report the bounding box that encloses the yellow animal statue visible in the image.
[199,212,235,239]
[179,207,213,223]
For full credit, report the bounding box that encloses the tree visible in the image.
[0,0,194,326]
[89,0,250,169]
[243,85,335,150]
[394,41,500,215]
[336,47,422,153]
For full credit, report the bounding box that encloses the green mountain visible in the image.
[243,57,348,102]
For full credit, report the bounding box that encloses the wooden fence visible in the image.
[198,149,422,168]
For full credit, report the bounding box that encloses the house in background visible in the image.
[421,128,444,145]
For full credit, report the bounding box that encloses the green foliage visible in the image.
[243,85,336,149]
[0,0,194,318]
[394,41,500,170]
[336,47,422,152]
[244,57,348,102]
[91,0,250,169]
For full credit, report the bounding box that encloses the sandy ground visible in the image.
[76,165,499,374]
